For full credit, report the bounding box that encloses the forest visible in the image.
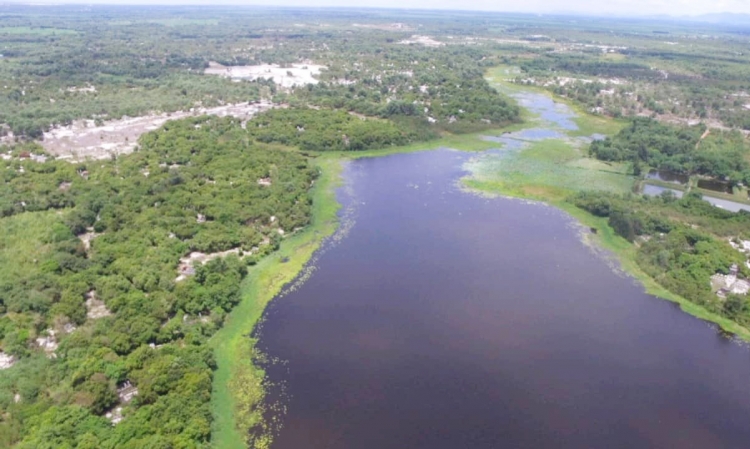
[246,108,434,152]
[590,117,750,183]
[0,116,316,448]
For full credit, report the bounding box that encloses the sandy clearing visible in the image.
[175,248,247,282]
[41,101,273,161]
[398,35,444,47]
[204,62,325,88]
[0,351,16,370]
[352,22,413,31]
[85,290,112,319]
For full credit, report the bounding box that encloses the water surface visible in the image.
[698,179,732,194]
[646,169,689,185]
[258,149,750,449]
[642,183,684,198]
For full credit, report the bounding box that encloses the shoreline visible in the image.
[210,157,344,449]
[463,177,750,342]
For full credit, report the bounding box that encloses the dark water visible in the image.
[258,150,750,449]
[698,179,733,194]
[646,169,689,185]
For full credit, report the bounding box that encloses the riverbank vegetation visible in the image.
[573,191,750,323]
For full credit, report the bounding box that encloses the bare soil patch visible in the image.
[398,35,444,47]
[41,102,273,161]
[204,62,325,88]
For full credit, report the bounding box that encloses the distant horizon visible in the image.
[3,1,750,19]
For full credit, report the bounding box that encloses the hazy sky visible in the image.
[11,0,750,16]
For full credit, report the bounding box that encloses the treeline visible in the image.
[572,190,750,325]
[520,55,662,80]
[292,46,521,132]
[590,118,750,183]
[0,116,316,447]
[247,107,435,152]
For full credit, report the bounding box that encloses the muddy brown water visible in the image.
[256,149,750,449]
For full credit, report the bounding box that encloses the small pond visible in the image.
[698,179,733,194]
[642,183,684,198]
[645,169,689,185]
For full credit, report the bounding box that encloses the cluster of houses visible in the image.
[711,239,750,298]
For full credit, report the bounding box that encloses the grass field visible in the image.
[0,211,60,283]
[210,156,343,449]
[465,138,634,203]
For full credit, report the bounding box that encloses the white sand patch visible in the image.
[41,102,273,162]
[175,248,248,282]
[398,35,444,47]
[67,85,97,94]
[0,352,16,370]
[204,62,325,88]
[85,290,112,319]
[78,228,100,252]
[35,329,58,356]
[352,22,413,31]
[106,406,123,425]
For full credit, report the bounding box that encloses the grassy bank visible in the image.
[210,156,343,449]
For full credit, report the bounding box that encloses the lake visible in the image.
[257,149,750,449]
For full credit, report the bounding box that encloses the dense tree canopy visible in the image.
[590,118,750,183]
[0,116,316,447]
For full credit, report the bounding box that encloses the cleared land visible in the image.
[204,62,325,88]
[41,102,273,161]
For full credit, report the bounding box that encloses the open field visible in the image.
[0,211,60,288]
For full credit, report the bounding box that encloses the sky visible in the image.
[9,0,750,17]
